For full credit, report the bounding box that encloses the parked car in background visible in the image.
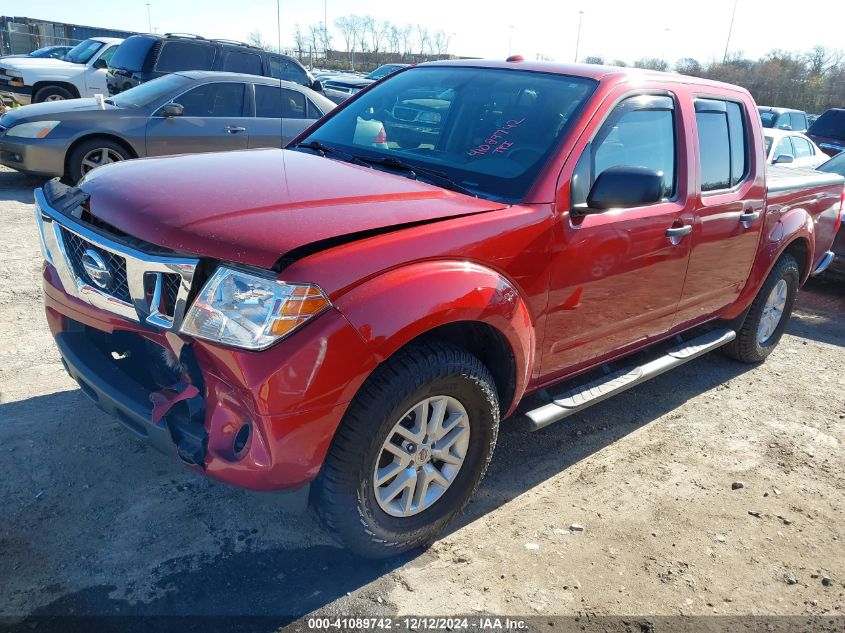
[807,108,845,157]
[106,33,322,96]
[32,60,843,557]
[365,63,409,80]
[817,151,845,278]
[0,37,122,105]
[322,64,409,103]
[0,71,334,181]
[763,129,828,168]
[758,106,809,133]
[0,45,73,61]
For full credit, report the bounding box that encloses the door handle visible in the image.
[739,210,760,227]
[226,125,246,133]
[665,225,693,238]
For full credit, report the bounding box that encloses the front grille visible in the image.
[163,273,182,316]
[62,228,132,303]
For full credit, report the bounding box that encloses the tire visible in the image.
[33,85,74,103]
[314,340,499,558]
[724,253,800,363]
[67,138,130,183]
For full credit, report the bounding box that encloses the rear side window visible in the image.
[155,41,216,73]
[791,136,813,158]
[695,99,749,192]
[774,137,794,159]
[176,83,245,117]
[109,35,156,71]
[268,56,308,86]
[255,85,306,118]
[222,50,262,75]
[572,94,677,206]
[790,112,807,130]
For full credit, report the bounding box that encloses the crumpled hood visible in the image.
[80,148,506,269]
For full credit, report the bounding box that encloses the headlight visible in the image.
[180,267,331,350]
[5,121,60,139]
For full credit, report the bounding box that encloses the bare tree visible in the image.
[247,30,271,51]
[307,23,321,57]
[388,24,402,54]
[675,57,702,75]
[363,16,389,55]
[293,24,306,61]
[334,16,356,67]
[416,24,431,57]
[633,57,668,71]
[400,24,413,59]
[582,55,605,65]
[432,30,450,57]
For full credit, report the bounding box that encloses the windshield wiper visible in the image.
[357,156,478,198]
[290,140,370,168]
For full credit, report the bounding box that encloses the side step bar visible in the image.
[520,328,736,431]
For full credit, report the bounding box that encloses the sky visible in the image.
[4,0,844,65]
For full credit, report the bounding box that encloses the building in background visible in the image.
[0,16,136,56]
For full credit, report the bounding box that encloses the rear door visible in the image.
[542,92,694,378]
[247,84,316,148]
[145,81,250,155]
[674,97,765,323]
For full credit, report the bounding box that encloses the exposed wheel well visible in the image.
[412,321,517,415]
[32,81,80,100]
[64,134,138,175]
[783,238,810,280]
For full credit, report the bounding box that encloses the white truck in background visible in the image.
[0,37,122,106]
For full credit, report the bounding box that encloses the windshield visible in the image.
[808,110,845,139]
[818,151,845,177]
[30,46,62,58]
[298,66,596,202]
[109,73,191,108]
[759,111,777,128]
[64,39,105,64]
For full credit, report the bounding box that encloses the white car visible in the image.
[764,128,829,168]
[0,37,122,106]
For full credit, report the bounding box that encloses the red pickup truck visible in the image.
[33,60,844,557]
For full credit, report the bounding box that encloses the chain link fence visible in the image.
[0,16,136,56]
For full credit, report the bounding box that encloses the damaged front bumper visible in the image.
[35,182,376,504]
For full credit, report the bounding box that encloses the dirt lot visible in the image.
[1,164,844,629]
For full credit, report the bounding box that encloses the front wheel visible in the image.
[724,253,799,363]
[314,340,499,558]
[33,85,74,103]
[67,138,130,183]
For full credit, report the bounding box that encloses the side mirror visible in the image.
[92,58,108,70]
[579,165,665,213]
[158,102,184,118]
[310,79,324,92]
[773,154,794,165]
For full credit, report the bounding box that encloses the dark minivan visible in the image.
[107,33,322,96]
[807,108,845,157]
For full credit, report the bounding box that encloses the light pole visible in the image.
[574,11,584,63]
[146,3,152,33]
[723,0,738,63]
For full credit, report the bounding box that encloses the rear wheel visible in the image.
[67,138,130,183]
[314,340,499,558]
[33,85,74,103]
[724,253,800,363]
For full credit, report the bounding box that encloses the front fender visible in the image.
[335,260,535,416]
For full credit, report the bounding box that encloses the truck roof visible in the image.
[420,58,751,95]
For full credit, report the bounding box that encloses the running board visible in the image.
[519,328,736,431]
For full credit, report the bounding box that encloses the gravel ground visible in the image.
[0,164,843,629]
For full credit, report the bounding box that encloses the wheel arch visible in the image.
[32,81,80,100]
[335,260,535,417]
[64,133,139,177]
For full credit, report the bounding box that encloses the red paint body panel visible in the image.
[40,62,845,491]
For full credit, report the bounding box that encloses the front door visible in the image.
[83,44,117,96]
[145,81,250,156]
[542,93,694,379]
[674,97,764,323]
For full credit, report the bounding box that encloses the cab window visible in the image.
[155,42,216,73]
[695,98,749,192]
[571,94,677,206]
